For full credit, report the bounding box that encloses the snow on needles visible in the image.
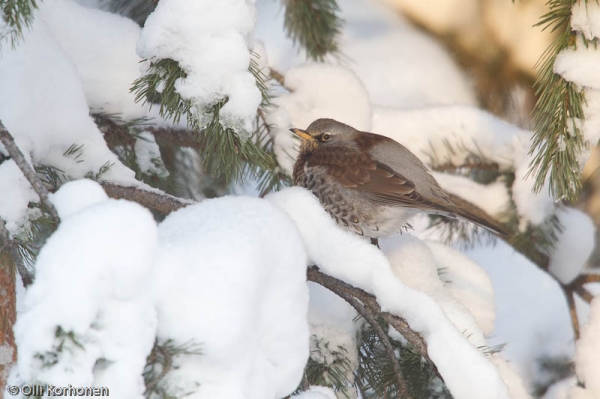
[554,1,600,170]
[137,0,262,135]
[548,208,595,284]
[0,0,140,234]
[268,187,510,399]
[13,180,159,398]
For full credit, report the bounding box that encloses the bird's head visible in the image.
[290,118,357,152]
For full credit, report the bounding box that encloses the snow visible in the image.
[153,196,309,399]
[137,0,262,135]
[12,180,159,398]
[49,178,108,219]
[466,241,574,391]
[548,208,595,284]
[571,1,600,41]
[554,46,600,90]
[39,0,147,119]
[0,3,142,232]
[292,386,337,399]
[134,131,169,178]
[3,0,597,396]
[268,187,510,399]
[554,4,600,171]
[0,160,38,233]
[571,297,600,398]
[426,241,496,336]
[255,0,477,108]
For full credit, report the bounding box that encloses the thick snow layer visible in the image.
[268,187,510,399]
[49,178,108,219]
[265,64,372,175]
[137,0,261,134]
[571,1,600,41]
[0,5,141,233]
[39,0,147,119]
[153,196,309,399]
[381,235,492,348]
[548,208,595,284]
[554,47,600,90]
[13,181,158,398]
[426,241,496,336]
[572,297,600,398]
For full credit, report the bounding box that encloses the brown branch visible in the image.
[94,113,203,151]
[0,121,60,222]
[144,341,173,394]
[348,295,411,397]
[0,250,17,390]
[307,266,441,382]
[562,286,581,340]
[269,68,286,87]
[101,183,191,214]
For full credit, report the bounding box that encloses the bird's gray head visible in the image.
[290,119,357,150]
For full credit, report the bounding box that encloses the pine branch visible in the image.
[529,0,586,201]
[1,0,39,48]
[130,58,278,184]
[283,0,344,61]
[349,296,411,397]
[0,121,60,222]
[562,285,580,339]
[306,266,441,382]
[101,183,191,214]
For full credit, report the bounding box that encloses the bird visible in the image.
[290,118,507,240]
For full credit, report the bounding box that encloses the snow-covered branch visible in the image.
[307,266,436,383]
[0,122,59,222]
[101,183,191,214]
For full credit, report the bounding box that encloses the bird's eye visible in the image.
[322,133,331,142]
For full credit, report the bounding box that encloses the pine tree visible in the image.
[1,0,599,397]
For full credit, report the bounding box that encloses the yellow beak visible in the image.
[290,128,315,141]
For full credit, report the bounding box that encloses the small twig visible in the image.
[348,296,411,397]
[306,266,441,382]
[574,286,595,304]
[269,68,286,87]
[144,342,173,394]
[0,121,60,222]
[562,286,580,340]
[101,183,191,214]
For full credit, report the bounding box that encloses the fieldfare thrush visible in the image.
[291,118,506,239]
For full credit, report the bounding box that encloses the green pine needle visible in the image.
[1,0,39,48]
[130,56,279,184]
[283,0,344,61]
[529,0,586,201]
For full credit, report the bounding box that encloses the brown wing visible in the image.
[306,146,449,212]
